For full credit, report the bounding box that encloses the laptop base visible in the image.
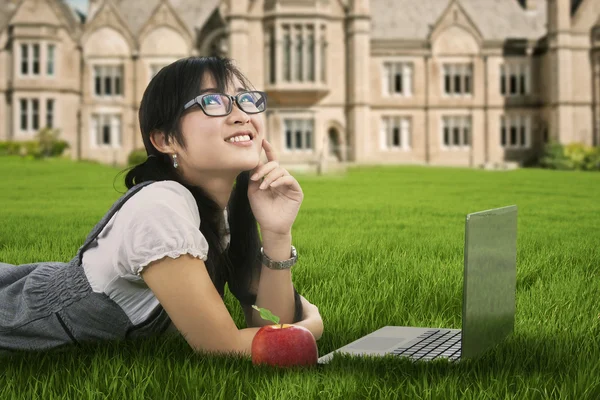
[317,326,462,364]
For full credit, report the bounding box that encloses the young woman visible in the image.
[0,56,323,357]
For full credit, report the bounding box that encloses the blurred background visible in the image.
[0,0,598,173]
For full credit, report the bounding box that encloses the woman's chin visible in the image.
[238,156,261,171]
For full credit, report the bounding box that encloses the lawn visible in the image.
[0,155,599,399]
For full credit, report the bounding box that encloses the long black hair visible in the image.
[119,56,261,306]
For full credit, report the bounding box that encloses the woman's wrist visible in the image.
[260,231,292,262]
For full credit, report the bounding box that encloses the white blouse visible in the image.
[82,180,230,330]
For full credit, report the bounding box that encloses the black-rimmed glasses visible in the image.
[183,91,267,116]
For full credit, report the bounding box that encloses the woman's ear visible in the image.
[150,130,175,154]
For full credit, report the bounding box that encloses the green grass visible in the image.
[1,155,599,399]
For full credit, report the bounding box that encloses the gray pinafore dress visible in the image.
[0,180,175,354]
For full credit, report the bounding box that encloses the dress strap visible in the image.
[75,180,156,265]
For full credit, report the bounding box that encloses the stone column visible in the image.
[346,0,371,162]
[594,52,600,146]
[547,0,572,144]
[226,0,249,74]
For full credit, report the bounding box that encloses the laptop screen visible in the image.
[461,205,517,359]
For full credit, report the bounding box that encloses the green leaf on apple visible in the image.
[252,305,280,325]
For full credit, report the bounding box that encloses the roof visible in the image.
[115,0,219,36]
[370,0,548,41]
[0,0,81,36]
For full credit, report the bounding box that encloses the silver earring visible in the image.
[172,154,178,168]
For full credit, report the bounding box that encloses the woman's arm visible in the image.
[252,232,296,325]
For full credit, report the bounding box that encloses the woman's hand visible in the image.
[248,139,303,237]
[299,294,321,320]
[296,295,323,340]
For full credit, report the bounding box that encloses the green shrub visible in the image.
[0,127,70,158]
[23,140,42,158]
[50,140,70,157]
[585,146,600,171]
[539,141,600,171]
[128,148,148,166]
[0,141,25,156]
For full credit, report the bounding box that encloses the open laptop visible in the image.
[318,205,518,364]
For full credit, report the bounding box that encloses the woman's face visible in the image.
[175,73,265,177]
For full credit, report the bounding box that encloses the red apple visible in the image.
[251,323,318,368]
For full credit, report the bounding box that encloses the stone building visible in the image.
[0,0,598,170]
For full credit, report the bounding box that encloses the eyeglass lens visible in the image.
[200,92,265,116]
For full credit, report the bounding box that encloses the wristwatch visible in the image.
[260,245,298,270]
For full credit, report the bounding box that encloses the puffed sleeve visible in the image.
[112,181,210,281]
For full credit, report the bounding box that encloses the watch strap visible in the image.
[260,245,297,270]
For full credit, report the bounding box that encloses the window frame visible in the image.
[18,42,48,78]
[17,97,50,134]
[92,63,125,99]
[282,117,315,153]
[269,21,326,85]
[380,115,412,151]
[382,61,413,98]
[500,114,531,149]
[499,61,530,97]
[90,113,123,149]
[441,115,472,150]
[441,63,473,97]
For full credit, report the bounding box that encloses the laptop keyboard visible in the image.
[391,329,461,362]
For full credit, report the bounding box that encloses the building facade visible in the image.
[0,0,598,170]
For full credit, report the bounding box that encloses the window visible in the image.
[32,44,40,75]
[47,44,55,76]
[32,99,39,130]
[20,43,41,76]
[442,116,471,149]
[93,65,124,97]
[443,64,472,96]
[20,99,27,130]
[271,23,325,84]
[500,63,530,96]
[295,26,303,81]
[283,26,291,82]
[500,115,530,149]
[46,99,54,128]
[19,98,40,132]
[381,116,411,150]
[91,114,122,147]
[284,119,313,151]
[307,26,315,81]
[19,43,56,77]
[269,26,276,84]
[383,62,413,96]
[21,44,28,75]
